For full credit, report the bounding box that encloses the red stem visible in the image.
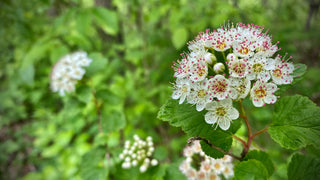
[232,135,247,147]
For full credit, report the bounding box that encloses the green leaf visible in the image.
[158,99,236,158]
[234,159,269,180]
[200,130,232,159]
[288,153,320,180]
[86,52,108,76]
[19,64,35,85]
[243,150,274,177]
[171,27,188,49]
[164,160,185,180]
[306,145,320,158]
[269,95,320,149]
[49,45,69,64]
[76,85,92,103]
[92,7,119,35]
[292,63,307,80]
[101,108,126,134]
[80,147,108,180]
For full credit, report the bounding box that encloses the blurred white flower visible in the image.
[119,134,158,173]
[179,140,234,180]
[50,51,92,96]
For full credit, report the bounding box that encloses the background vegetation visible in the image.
[0,0,319,179]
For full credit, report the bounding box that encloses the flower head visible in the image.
[171,22,297,129]
[180,140,234,180]
[119,135,158,173]
[50,51,92,96]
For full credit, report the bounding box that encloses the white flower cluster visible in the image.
[179,140,234,180]
[119,134,158,173]
[172,23,295,130]
[50,51,92,96]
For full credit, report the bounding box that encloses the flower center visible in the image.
[240,47,249,55]
[213,162,221,169]
[197,68,206,77]
[182,86,188,93]
[273,69,282,77]
[210,174,218,180]
[216,107,227,116]
[197,89,206,98]
[232,63,246,75]
[213,81,227,93]
[217,41,227,50]
[237,84,247,94]
[254,87,266,98]
[252,63,263,73]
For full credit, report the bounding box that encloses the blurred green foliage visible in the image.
[0,0,319,179]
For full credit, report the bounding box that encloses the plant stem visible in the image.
[239,101,252,138]
[232,135,247,147]
[188,136,241,161]
[251,127,268,140]
[92,89,103,134]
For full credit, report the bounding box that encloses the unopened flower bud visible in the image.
[125,157,131,162]
[146,136,152,142]
[148,141,153,147]
[119,153,124,159]
[132,160,138,166]
[214,63,225,74]
[205,53,217,64]
[122,162,131,169]
[133,134,139,141]
[151,159,158,166]
[139,164,147,173]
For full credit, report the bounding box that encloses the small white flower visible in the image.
[189,59,208,82]
[204,98,239,130]
[208,75,230,100]
[222,155,232,163]
[173,57,191,79]
[197,170,207,180]
[200,160,211,172]
[208,173,221,180]
[247,56,275,82]
[271,57,294,85]
[255,36,278,57]
[212,29,232,51]
[250,80,277,107]
[229,77,251,100]
[172,78,191,104]
[222,164,234,179]
[188,80,213,111]
[183,146,194,157]
[211,159,225,174]
[228,58,249,78]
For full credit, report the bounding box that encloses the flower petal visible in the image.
[218,117,230,130]
[252,98,264,107]
[228,107,239,120]
[265,94,277,104]
[205,112,217,125]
